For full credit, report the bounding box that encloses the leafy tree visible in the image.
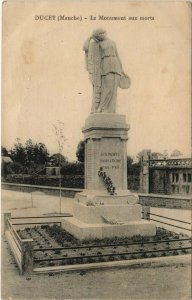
[52,120,67,213]
[136,149,169,162]
[150,152,164,159]
[10,138,50,173]
[76,140,85,163]
[9,162,23,174]
[10,138,26,165]
[136,149,151,163]
[1,146,9,156]
[25,139,35,164]
[33,142,50,165]
[170,149,183,157]
[162,149,168,159]
[127,155,140,177]
[50,153,67,166]
[127,155,133,168]
[61,161,84,175]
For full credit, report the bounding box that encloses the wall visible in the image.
[2,182,191,209]
[2,182,82,198]
[139,193,191,209]
[140,157,192,195]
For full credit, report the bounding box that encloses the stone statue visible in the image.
[83,28,130,114]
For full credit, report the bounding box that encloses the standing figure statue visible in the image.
[83,28,130,113]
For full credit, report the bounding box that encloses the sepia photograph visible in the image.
[1,0,191,299]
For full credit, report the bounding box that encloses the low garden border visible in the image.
[4,210,192,275]
[4,213,34,274]
[4,213,70,274]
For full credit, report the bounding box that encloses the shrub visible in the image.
[61,162,84,175]
[150,253,157,258]
[141,252,147,258]
[120,255,127,260]
[132,235,142,243]
[75,258,83,264]
[99,257,106,262]
[61,260,67,265]
[86,258,95,263]
[5,174,84,188]
[109,256,116,261]
[86,201,95,206]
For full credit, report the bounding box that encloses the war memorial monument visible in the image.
[63,29,156,239]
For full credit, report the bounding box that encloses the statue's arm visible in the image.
[83,37,92,71]
[114,43,125,74]
[83,36,92,52]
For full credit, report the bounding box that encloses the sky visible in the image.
[2,0,191,161]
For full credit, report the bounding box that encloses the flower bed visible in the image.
[17,225,191,268]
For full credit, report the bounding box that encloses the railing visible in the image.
[32,167,46,176]
[149,158,192,168]
[4,213,71,275]
[5,210,192,274]
[142,206,192,232]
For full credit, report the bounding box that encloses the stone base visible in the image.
[74,191,141,224]
[62,217,156,240]
[76,190,139,205]
[61,190,156,240]
[73,202,142,224]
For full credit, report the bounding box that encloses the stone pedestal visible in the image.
[62,113,156,240]
[83,113,128,192]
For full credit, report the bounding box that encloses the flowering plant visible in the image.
[98,167,117,195]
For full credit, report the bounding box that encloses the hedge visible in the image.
[4,174,139,191]
[5,175,84,189]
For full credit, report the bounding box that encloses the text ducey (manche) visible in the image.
[34,15,155,22]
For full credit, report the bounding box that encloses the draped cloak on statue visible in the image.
[83,38,122,113]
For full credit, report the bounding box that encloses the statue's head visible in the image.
[92,28,107,41]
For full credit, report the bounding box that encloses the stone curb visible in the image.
[33,254,191,274]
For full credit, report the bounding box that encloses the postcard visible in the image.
[2,1,191,299]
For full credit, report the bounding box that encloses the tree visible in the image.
[162,149,168,159]
[150,152,164,159]
[170,149,183,157]
[127,155,133,168]
[136,149,169,162]
[1,146,9,157]
[25,139,35,166]
[52,120,67,213]
[61,161,84,175]
[50,153,67,166]
[10,138,50,173]
[76,140,85,163]
[33,142,50,165]
[136,149,151,163]
[10,138,26,165]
